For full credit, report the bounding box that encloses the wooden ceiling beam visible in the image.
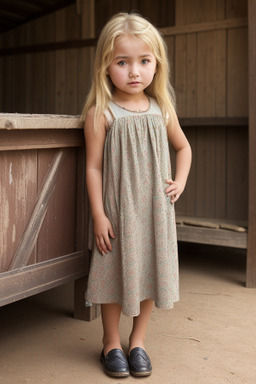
[0,0,75,34]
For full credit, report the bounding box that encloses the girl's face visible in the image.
[107,33,157,99]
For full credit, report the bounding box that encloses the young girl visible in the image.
[82,12,191,378]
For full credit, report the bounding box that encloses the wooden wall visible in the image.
[167,0,249,221]
[0,0,249,222]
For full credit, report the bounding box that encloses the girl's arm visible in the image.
[166,112,192,204]
[84,107,115,255]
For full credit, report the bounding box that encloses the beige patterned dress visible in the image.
[86,98,179,316]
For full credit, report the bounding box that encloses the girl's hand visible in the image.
[165,178,183,204]
[93,214,115,255]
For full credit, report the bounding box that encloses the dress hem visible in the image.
[85,296,179,317]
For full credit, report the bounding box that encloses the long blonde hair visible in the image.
[81,12,176,130]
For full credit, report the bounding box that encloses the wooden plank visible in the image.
[215,29,226,117]
[0,150,37,272]
[136,0,175,28]
[0,114,81,129]
[75,0,98,322]
[197,31,217,116]
[165,35,175,84]
[186,33,197,117]
[65,4,80,115]
[247,0,256,288]
[175,0,218,25]
[179,117,248,126]
[157,0,175,27]
[14,23,27,113]
[1,29,15,112]
[216,0,226,21]
[176,224,247,249]
[55,8,66,114]
[160,18,248,37]
[9,150,67,269]
[45,12,56,114]
[0,37,98,57]
[215,127,227,218]
[79,0,95,114]
[195,127,216,218]
[175,34,187,116]
[226,0,248,18]
[177,215,248,227]
[1,115,247,131]
[25,22,35,113]
[0,130,84,151]
[37,149,77,263]
[226,127,248,221]
[227,27,248,117]
[3,57,15,113]
[0,251,86,307]
[14,54,27,113]
[33,18,46,113]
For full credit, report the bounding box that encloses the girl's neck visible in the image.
[112,92,150,112]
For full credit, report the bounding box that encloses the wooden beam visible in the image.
[0,18,247,57]
[160,17,248,37]
[0,251,86,307]
[247,0,256,288]
[0,113,82,129]
[9,150,67,270]
[0,37,97,57]
[0,129,84,151]
[177,225,247,249]
[179,117,248,127]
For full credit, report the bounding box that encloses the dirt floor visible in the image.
[0,243,255,384]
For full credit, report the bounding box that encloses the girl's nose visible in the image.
[129,72,139,78]
[129,65,139,78]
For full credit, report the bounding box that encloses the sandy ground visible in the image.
[0,243,256,384]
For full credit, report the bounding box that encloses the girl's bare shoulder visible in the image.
[84,106,107,133]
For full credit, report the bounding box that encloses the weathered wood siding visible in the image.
[165,0,248,222]
[0,0,248,224]
[0,114,88,307]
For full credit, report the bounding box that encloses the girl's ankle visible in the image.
[103,341,123,356]
[128,336,146,353]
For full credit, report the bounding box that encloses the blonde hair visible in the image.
[81,12,176,130]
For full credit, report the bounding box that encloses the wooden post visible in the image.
[74,0,101,321]
[247,0,256,287]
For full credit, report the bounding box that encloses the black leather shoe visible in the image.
[128,347,152,377]
[100,348,130,377]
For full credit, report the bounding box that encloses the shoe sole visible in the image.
[130,370,152,377]
[103,368,130,378]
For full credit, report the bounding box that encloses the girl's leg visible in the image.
[129,299,153,352]
[101,303,122,355]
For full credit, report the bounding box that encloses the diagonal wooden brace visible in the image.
[9,149,67,270]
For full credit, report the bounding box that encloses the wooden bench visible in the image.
[176,216,247,249]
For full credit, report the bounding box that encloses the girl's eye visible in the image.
[141,59,149,64]
[117,60,127,66]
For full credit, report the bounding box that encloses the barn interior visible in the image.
[0,1,255,382]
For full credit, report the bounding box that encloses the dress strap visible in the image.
[103,107,115,129]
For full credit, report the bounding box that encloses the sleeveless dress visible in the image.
[86,98,179,317]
